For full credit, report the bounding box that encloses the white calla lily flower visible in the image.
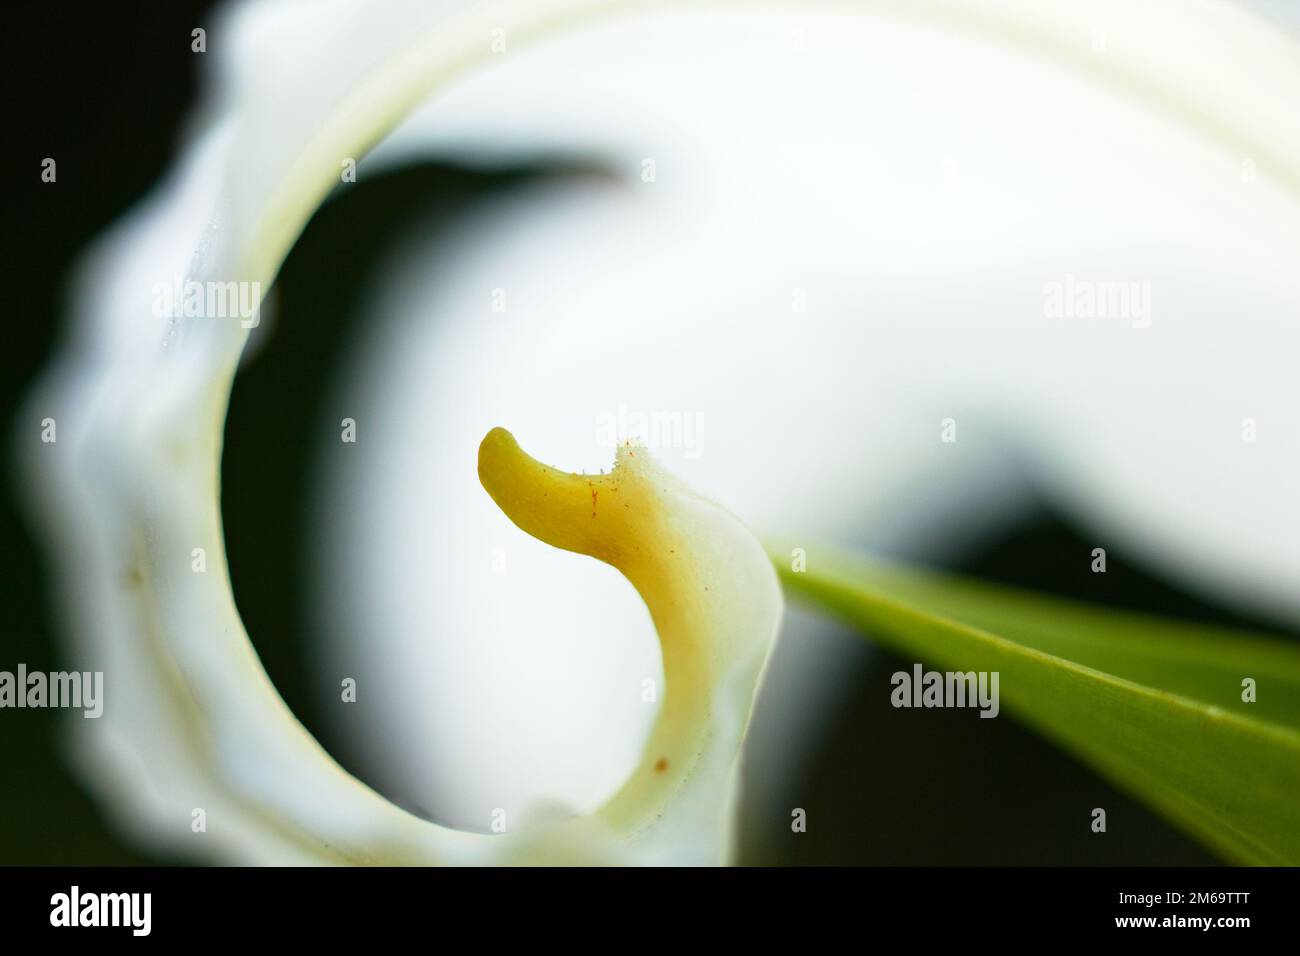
[22,0,1300,863]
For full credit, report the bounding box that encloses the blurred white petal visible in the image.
[21,0,1300,860]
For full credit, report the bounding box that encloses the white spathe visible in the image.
[315,3,1300,827]
[21,0,1300,860]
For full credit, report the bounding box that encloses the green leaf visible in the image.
[771,544,1300,865]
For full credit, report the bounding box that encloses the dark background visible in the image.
[3,1,1295,866]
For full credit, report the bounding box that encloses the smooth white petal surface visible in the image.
[22,0,1300,860]
[316,2,1300,823]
